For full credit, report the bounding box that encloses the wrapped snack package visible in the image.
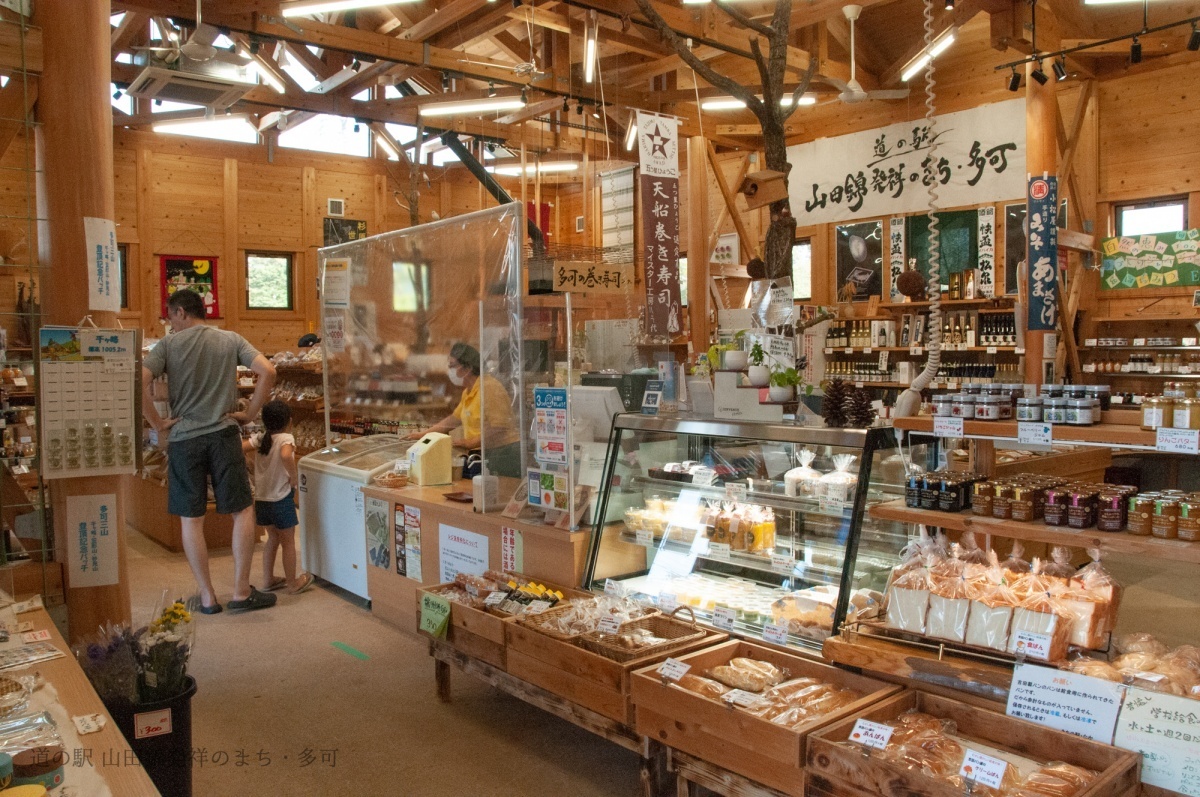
[784,449,823,497]
[1115,632,1169,657]
[1001,541,1032,575]
[708,657,787,692]
[819,454,860,506]
[1063,659,1123,682]
[885,711,950,746]
[771,588,836,640]
[927,569,971,643]
[1042,546,1077,579]
[675,674,729,699]
[965,552,1018,652]
[886,558,933,634]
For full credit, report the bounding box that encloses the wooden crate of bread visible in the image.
[416,577,591,671]
[806,691,1140,797]
[505,614,726,726]
[631,640,900,796]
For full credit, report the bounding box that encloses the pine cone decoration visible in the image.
[822,379,851,428]
[848,388,877,429]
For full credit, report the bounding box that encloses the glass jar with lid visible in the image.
[975,395,1002,420]
[1016,397,1043,422]
[1044,397,1068,424]
[951,394,976,418]
[1067,398,1095,426]
[932,394,954,417]
[1174,397,1200,430]
[1142,396,1174,431]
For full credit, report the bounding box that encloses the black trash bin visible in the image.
[106,676,196,797]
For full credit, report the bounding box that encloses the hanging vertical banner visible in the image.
[1026,176,1059,331]
[977,206,997,297]
[888,217,906,301]
[636,111,683,337]
[83,217,120,313]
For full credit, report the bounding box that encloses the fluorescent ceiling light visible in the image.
[376,136,398,159]
[624,118,637,151]
[700,95,816,111]
[419,97,526,117]
[152,115,258,143]
[489,162,579,176]
[901,31,955,82]
[584,11,598,84]
[281,0,418,17]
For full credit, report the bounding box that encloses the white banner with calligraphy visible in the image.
[636,111,683,337]
[978,206,997,297]
[788,98,1026,226]
[888,217,906,300]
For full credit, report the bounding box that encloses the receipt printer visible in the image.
[408,432,452,486]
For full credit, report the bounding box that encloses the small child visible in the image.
[245,400,313,595]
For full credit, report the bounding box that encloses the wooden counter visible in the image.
[29,606,162,796]
[361,481,592,634]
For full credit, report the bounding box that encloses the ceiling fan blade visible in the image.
[865,89,911,99]
[180,40,217,61]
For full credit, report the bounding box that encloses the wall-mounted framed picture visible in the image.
[835,220,884,301]
[160,255,219,319]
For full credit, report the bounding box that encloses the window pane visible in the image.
[393,262,430,312]
[1119,203,1186,236]
[247,254,292,309]
[678,257,688,307]
[792,241,813,299]
[279,114,369,157]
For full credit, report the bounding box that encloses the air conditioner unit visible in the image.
[126,55,256,109]
[327,198,346,217]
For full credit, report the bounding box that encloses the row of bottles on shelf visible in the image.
[932,362,1023,384]
[826,313,1016,350]
[826,320,896,349]
[329,416,423,437]
[939,313,1017,348]
[823,360,896,383]
[1091,353,1200,375]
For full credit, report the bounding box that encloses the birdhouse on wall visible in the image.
[738,170,788,210]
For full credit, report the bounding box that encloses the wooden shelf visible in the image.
[1095,372,1200,379]
[879,298,1015,311]
[892,415,1159,450]
[1094,315,1199,323]
[868,500,1200,564]
[824,347,1017,354]
[1078,346,1196,351]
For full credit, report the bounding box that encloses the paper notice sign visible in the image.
[850,718,895,750]
[418,592,452,639]
[1006,663,1126,744]
[762,622,789,646]
[598,616,621,635]
[73,713,106,736]
[1115,688,1200,797]
[658,593,679,613]
[723,689,767,709]
[20,630,50,643]
[1018,422,1053,447]
[708,542,731,561]
[1157,428,1200,455]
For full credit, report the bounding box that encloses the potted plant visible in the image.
[747,341,771,386]
[707,330,748,371]
[768,366,801,402]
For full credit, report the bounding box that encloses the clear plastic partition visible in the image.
[318,204,526,508]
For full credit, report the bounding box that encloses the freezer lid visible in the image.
[339,442,414,474]
[299,435,404,471]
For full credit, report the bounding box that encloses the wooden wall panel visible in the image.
[112,146,138,242]
[147,152,224,255]
[0,131,35,261]
[238,162,303,250]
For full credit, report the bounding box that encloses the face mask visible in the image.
[448,368,465,387]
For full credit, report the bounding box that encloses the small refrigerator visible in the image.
[299,435,410,600]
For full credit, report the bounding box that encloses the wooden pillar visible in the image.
[34,0,132,639]
[1023,37,1058,385]
[686,136,710,348]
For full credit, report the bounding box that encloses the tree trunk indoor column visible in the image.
[34,0,132,639]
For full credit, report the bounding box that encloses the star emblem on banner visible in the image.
[646,122,669,158]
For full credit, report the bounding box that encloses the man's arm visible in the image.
[228,354,276,425]
[141,366,178,435]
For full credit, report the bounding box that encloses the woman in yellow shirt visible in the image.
[411,343,523,477]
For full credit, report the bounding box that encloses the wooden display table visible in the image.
[122,475,234,553]
[361,481,592,633]
[29,606,162,796]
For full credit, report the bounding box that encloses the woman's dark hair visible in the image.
[449,342,481,376]
[259,400,291,456]
[167,289,206,319]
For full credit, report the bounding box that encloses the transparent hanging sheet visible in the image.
[317,204,525,510]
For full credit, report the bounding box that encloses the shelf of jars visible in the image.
[892,413,1159,451]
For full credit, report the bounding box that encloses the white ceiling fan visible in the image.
[133,0,247,65]
[825,5,910,104]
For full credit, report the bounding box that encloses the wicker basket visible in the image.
[578,607,706,663]
[517,601,657,642]
[374,472,409,488]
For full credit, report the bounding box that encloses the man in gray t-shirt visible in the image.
[143,289,278,614]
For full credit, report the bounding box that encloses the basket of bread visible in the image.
[578,606,706,663]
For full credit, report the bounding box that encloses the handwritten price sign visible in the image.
[133,707,173,740]
[850,719,895,750]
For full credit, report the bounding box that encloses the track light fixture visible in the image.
[945,0,954,9]
[1030,60,1049,84]
[112,88,123,100]
[520,87,528,104]
[562,96,569,113]
[350,59,362,72]
[1190,22,1200,51]
[1130,36,1142,63]
[1007,67,1021,91]
[441,71,451,91]
[576,101,583,115]
[353,122,361,133]
[1052,57,1068,81]
[488,82,496,97]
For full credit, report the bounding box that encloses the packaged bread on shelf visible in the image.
[707,657,787,693]
[927,551,972,643]
[674,673,730,699]
[1042,546,1077,579]
[886,557,934,635]
[783,448,822,497]
[1007,584,1072,662]
[1063,658,1123,682]
[1001,541,1032,575]
[1058,550,1121,650]
[819,454,859,505]
[965,552,1018,652]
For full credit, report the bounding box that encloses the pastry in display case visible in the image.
[583,416,912,651]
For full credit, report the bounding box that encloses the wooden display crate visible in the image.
[416,579,591,671]
[806,691,1140,797]
[505,616,726,726]
[632,640,900,796]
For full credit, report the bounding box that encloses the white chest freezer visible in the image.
[298,435,410,600]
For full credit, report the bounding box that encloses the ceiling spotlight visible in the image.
[486,142,496,153]
[1189,23,1200,51]
[350,59,362,72]
[592,109,600,119]
[441,71,451,91]
[353,122,361,133]
[576,101,583,115]
[1052,57,1068,81]
[1030,61,1048,85]
[154,99,162,107]
[1007,67,1021,91]
[112,88,123,100]
[945,0,954,9]
[488,82,496,97]
[562,96,569,113]
[520,87,528,105]
[1130,37,1142,63]
[249,38,261,55]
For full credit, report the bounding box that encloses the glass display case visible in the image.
[583,415,912,653]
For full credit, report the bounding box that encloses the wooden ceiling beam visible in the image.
[433,4,527,51]
[508,5,671,60]
[283,40,338,81]
[401,0,491,43]
[879,0,985,86]
[111,11,148,55]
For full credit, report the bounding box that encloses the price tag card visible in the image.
[10,377,25,387]
[636,529,654,547]
[418,593,452,639]
[1184,337,1198,347]
[712,607,736,631]
[1018,422,1053,446]
[960,749,1009,790]
[525,600,552,615]
[1157,427,1200,455]
[849,718,895,750]
[604,578,624,597]
[770,553,793,573]
[824,348,833,355]
[910,346,924,356]
[657,657,691,681]
[819,496,846,515]
[725,483,748,503]
[762,621,789,646]
[708,542,731,561]
[598,616,621,635]
[947,381,960,390]
[864,347,873,354]
[1082,364,1096,373]
[484,591,507,607]
[11,596,41,614]
[723,689,766,709]
[987,346,998,354]
[855,381,864,389]
[72,713,106,736]
[641,380,664,415]
[659,593,679,613]
[21,630,51,643]
[1084,338,1098,347]
[465,584,480,598]
[933,416,964,437]
[1133,338,1147,346]
[1012,630,1052,661]
[844,347,853,354]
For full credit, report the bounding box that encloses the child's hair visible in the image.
[259,400,291,456]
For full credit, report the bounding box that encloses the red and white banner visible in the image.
[636,111,683,337]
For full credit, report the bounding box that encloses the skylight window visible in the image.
[281,49,319,92]
[153,100,205,114]
[153,116,259,145]
[352,88,370,101]
[384,123,418,145]
[278,114,369,157]
[110,83,133,115]
[110,12,125,27]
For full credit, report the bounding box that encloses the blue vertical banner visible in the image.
[1026,176,1059,331]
